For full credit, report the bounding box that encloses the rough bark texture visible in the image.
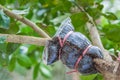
[94,59,120,80]
[0,34,50,46]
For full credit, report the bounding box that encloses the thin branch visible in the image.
[74,3,113,61]
[0,5,50,38]
[87,23,113,61]
[0,34,51,46]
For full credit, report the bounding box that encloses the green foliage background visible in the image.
[0,0,120,80]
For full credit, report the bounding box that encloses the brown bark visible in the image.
[94,59,120,80]
[0,34,51,46]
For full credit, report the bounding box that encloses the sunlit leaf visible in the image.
[33,63,40,79]
[86,7,102,19]
[106,28,120,42]
[102,12,118,20]
[50,13,71,25]
[102,24,120,42]
[76,0,94,7]
[95,0,103,3]
[38,24,56,37]
[94,73,104,80]
[70,12,88,28]
[17,54,32,67]
[8,56,16,71]
[19,26,36,36]
[80,74,97,80]
[40,63,52,78]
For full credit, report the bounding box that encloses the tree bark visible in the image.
[0,34,50,46]
[94,59,120,80]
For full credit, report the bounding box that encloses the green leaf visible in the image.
[33,63,40,80]
[94,73,104,80]
[19,26,35,36]
[38,25,56,37]
[6,43,20,55]
[0,43,7,53]
[0,0,6,5]
[40,63,52,78]
[106,28,120,42]
[50,13,71,25]
[8,56,16,71]
[0,52,9,66]
[76,0,94,7]
[70,12,88,28]
[54,0,72,12]
[17,54,32,67]
[0,19,19,34]
[102,24,120,42]
[86,7,102,19]
[0,36,7,43]
[95,0,103,3]
[102,12,118,20]
[101,36,114,49]
[0,9,10,29]
[80,74,97,80]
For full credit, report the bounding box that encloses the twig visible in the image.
[74,3,113,61]
[87,23,113,61]
[0,34,51,46]
[0,5,50,38]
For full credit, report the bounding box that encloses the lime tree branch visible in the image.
[74,4,113,61]
[74,4,120,80]
[1,33,120,80]
[0,34,50,46]
[0,5,50,38]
